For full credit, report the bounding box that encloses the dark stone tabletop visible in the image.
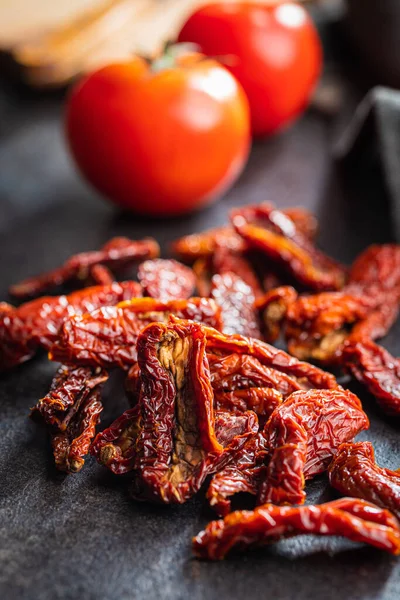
[0,84,399,600]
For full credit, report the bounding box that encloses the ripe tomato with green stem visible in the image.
[178,1,322,136]
[66,50,251,216]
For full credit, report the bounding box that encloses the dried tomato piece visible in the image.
[214,388,282,423]
[203,326,339,391]
[329,442,400,520]
[284,207,318,241]
[256,286,297,343]
[212,246,264,299]
[52,386,103,473]
[207,432,268,516]
[347,244,400,292]
[192,247,263,301]
[259,389,369,505]
[132,320,257,504]
[0,281,142,371]
[89,264,115,286]
[91,405,141,475]
[208,351,311,423]
[9,237,159,299]
[211,273,262,339]
[172,208,318,263]
[343,339,400,416]
[137,259,195,301]
[91,399,258,477]
[50,297,222,369]
[231,204,345,291]
[31,364,108,473]
[285,244,400,364]
[193,498,400,560]
[285,292,370,363]
[172,226,246,262]
[31,364,108,430]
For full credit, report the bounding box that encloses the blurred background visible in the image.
[0,0,399,239]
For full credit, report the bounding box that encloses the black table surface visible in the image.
[1,88,399,600]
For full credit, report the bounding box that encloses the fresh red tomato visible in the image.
[65,52,250,216]
[178,1,322,136]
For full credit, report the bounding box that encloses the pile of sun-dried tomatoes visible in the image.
[1,203,400,560]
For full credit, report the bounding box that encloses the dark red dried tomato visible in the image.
[132,320,257,504]
[329,442,400,520]
[211,273,262,339]
[137,259,195,301]
[193,498,400,560]
[207,432,268,516]
[343,339,400,416]
[231,204,345,291]
[0,281,142,371]
[50,297,223,369]
[9,237,159,299]
[259,389,369,505]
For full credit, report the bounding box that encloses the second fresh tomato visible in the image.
[178,1,322,136]
[66,52,251,216]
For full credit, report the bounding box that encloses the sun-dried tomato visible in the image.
[210,273,262,339]
[9,237,159,299]
[50,297,222,369]
[259,389,369,505]
[343,339,400,416]
[31,364,108,430]
[172,208,318,263]
[137,259,195,301]
[132,320,257,504]
[0,281,142,371]
[212,245,264,299]
[207,432,268,516]
[172,226,246,262]
[285,292,370,363]
[52,386,103,473]
[91,404,141,475]
[31,364,108,473]
[256,286,297,343]
[231,204,345,291]
[329,442,400,520]
[285,244,400,364]
[208,350,315,422]
[193,498,400,559]
[203,326,339,391]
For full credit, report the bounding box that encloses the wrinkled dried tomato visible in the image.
[343,339,400,416]
[285,244,400,364]
[137,259,195,301]
[207,432,268,516]
[256,286,298,343]
[32,364,108,473]
[329,442,400,520]
[0,281,142,371]
[52,386,103,473]
[9,237,159,299]
[193,498,400,559]
[132,320,257,504]
[50,297,222,369]
[91,404,141,475]
[31,364,108,430]
[203,326,339,391]
[231,204,345,291]
[211,273,262,338]
[259,389,369,505]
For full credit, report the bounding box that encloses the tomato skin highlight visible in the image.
[178,2,322,137]
[65,55,251,217]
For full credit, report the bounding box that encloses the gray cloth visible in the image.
[335,86,400,239]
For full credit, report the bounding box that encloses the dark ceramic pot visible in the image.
[346,0,400,88]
